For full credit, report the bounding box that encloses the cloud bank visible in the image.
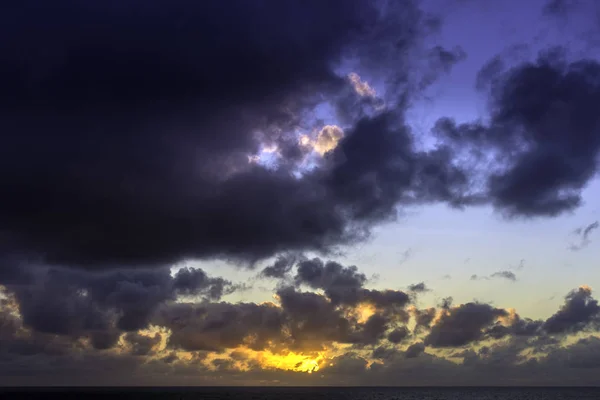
[2,259,600,385]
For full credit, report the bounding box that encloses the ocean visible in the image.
[1,387,599,399]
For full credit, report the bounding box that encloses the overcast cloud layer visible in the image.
[1,0,600,386]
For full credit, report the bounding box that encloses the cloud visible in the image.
[292,258,410,313]
[490,271,518,282]
[0,0,470,272]
[543,285,600,334]
[387,327,411,344]
[405,342,426,358]
[408,282,431,293]
[0,265,239,343]
[260,255,300,280]
[435,48,600,218]
[348,73,377,98]
[2,261,600,385]
[398,248,414,266]
[569,221,599,251]
[471,270,518,282]
[424,303,508,347]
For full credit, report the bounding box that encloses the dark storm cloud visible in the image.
[486,316,544,340]
[4,280,600,385]
[0,0,469,272]
[260,255,301,280]
[351,314,390,345]
[293,258,411,312]
[435,48,600,218]
[413,307,437,333]
[294,258,367,294]
[3,265,237,346]
[425,303,508,347]
[511,317,544,336]
[276,286,398,349]
[543,286,600,334]
[0,256,35,286]
[0,258,412,357]
[172,267,235,300]
[387,327,411,344]
[155,282,406,353]
[545,336,600,369]
[154,301,286,352]
[569,221,599,251]
[405,342,426,358]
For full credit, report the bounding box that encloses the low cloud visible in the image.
[1,259,600,385]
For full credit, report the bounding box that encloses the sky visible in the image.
[2,0,600,387]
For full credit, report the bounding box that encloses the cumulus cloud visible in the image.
[543,285,600,334]
[2,263,600,385]
[425,303,508,347]
[0,264,238,343]
[260,255,300,280]
[435,48,600,218]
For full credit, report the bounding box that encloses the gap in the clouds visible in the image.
[248,102,343,174]
[248,60,388,176]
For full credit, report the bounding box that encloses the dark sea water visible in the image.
[1,387,599,400]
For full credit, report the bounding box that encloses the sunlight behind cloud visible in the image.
[348,72,377,97]
[252,349,325,373]
[299,125,344,156]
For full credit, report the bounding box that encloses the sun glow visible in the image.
[233,347,327,373]
[352,303,377,324]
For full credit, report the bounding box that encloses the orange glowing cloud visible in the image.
[299,125,344,156]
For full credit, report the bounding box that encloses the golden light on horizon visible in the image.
[228,347,328,374]
[262,352,323,373]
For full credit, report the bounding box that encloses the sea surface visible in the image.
[1,387,599,399]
